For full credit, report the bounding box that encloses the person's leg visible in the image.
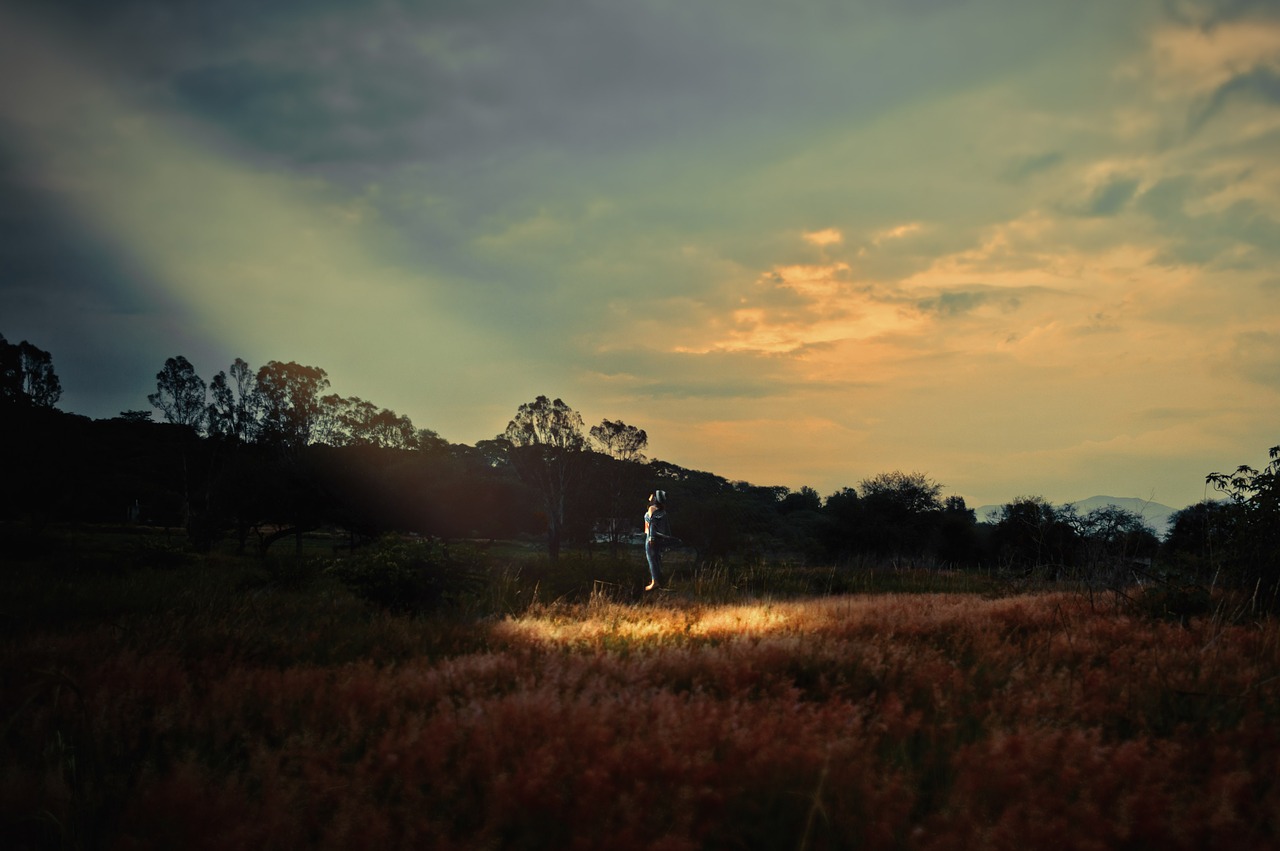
[645,541,663,589]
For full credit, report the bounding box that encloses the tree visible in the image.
[144,356,212,540]
[857,470,944,558]
[992,496,1078,572]
[589,419,648,463]
[208,357,259,443]
[589,418,650,554]
[821,487,862,561]
[1206,444,1280,602]
[255,361,330,450]
[502,395,586,560]
[1163,500,1237,575]
[0,334,62,408]
[859,471,944,514]
[148,356,207,432]
[1068,504,1158,581]
[319,395,419,449]
[780,487,822,515]
[414,428,449,453]
[937,495,980,566]
[1208,444,1280,522]
[777,486,829,563]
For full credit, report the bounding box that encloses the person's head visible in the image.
[649,489,667,508]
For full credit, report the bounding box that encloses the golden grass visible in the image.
[3,587,1278,849]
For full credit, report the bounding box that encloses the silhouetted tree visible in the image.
[858,470,944,559]
[590,419,648,462]
[144,355,212,535]
[936,495,980,566]
[208,357,259,443]
[319,395,419,449]
[255,361,329,451]
[1206,444,1280,604]
[589,418,650,554]
[148,355,207,432]
[1067,504,1159,581]
[0,334,62,408]
[502,396,587,560]
[648,461,735,565]
[414,428,450,453]
[778,486,830,562]
[822,487,862,562]
[1163,500,1237,578]
[992,496,1078,573]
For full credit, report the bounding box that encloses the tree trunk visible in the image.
[547,518,561,561]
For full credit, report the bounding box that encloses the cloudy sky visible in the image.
[2,0,1278,510]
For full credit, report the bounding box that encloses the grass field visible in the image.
[2,528,1278,849]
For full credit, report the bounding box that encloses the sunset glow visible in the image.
[1,0,1277,509]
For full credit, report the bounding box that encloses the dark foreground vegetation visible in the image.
[4,335,1279,847]
[2,525,1279,850]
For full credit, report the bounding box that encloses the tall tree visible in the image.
[148,355,207,431]
[937,494,980,566]
[1207,444,1280,602]
[255,361,330,451]
[502,395,586,560]
[320,394,418,449]
[589,419,648,462]
[992,496,1077,571]
[589,418,650,554]
[857,470,944,558]
[1068,504,1158,580]
[0,334,62,408]
[208,357,259,443]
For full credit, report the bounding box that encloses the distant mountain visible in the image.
[974,496,1179,537]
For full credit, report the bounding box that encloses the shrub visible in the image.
[323,537,484,613]
[1133,582,1213,624]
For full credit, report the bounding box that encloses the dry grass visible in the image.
[3,576,1279,849]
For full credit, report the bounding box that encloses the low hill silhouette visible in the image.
[975,496,1180,537]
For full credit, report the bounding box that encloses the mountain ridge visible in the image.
[973,495,1180,537]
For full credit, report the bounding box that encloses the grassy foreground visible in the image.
[2,543,1278,849]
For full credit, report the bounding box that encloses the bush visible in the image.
[1133,582,1213,624]
[323,537,484,613]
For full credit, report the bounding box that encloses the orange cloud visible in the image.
[871,222,923,245]
[1146,20,1280,96]
[802,227,843,247]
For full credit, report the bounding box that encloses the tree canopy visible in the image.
[7,336,1274,597]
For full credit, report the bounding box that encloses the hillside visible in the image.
[975,495,1180,537]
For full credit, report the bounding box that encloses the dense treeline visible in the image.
[2,337,1276,597]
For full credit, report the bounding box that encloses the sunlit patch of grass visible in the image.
[3,535,1279,849]
[490,598,798,647]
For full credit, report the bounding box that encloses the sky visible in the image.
[1,0,1278,511]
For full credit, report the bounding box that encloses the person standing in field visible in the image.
[645,490,673,591]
